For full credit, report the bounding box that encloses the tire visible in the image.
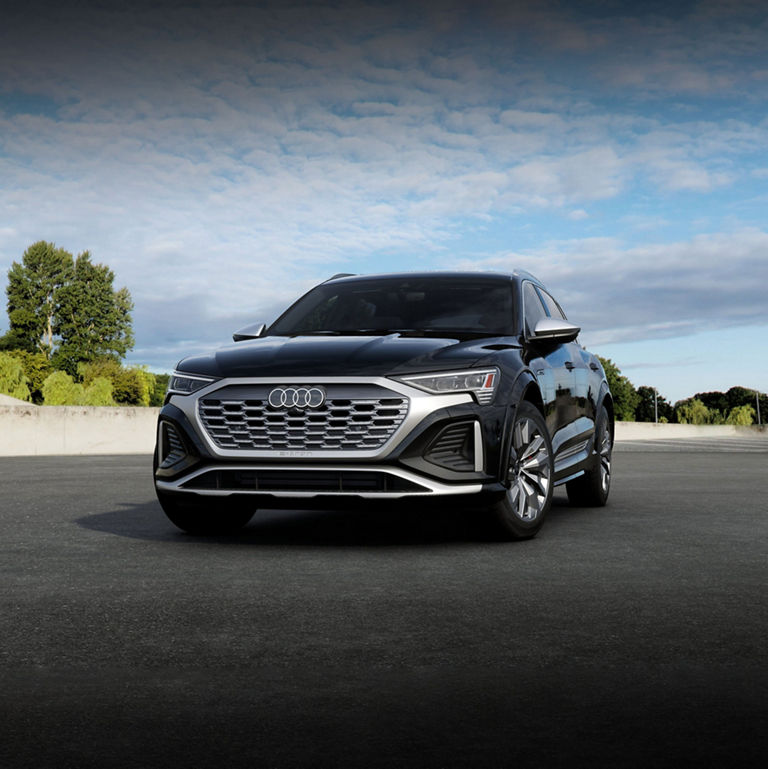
[487,401,554,540]
[566,404,612,507]
[156,491,255,535]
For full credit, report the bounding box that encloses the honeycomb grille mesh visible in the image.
[198,387,409,451]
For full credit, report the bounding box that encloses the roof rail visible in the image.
[324,273,356,282]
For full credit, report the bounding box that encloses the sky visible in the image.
[1,0,767,403]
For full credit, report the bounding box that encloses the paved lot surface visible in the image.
[1,449,766,768]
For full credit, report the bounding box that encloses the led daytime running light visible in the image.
[168,372,215,395]
[397,368,499,404]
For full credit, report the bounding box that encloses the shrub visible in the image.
[77,358,156,405]
[0,351,31,401]
[726,404,755,426]
[5,349,53,403]
[676,398,715,425]
[80,376,115,406]
[42,370,84,405]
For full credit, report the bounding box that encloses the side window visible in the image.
[523,282,547,337]
[537,289,567,320]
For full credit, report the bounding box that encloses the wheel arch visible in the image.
[598,385,615,438]
[496,371,545,481]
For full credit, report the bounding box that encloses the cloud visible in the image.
[453,228,768,345]
[1,0,767,371]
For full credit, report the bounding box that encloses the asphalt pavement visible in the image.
[1,448,766,768]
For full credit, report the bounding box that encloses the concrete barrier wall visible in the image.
[615,421,765,440]
[0,404,764,457]
[0,405,160,456]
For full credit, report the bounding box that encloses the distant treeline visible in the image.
[600,357,765,425]
[0,242,764,419]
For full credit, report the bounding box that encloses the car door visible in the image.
[522,281,593,473]
[535,286,596,427]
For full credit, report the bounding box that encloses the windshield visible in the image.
[268,277,517,337]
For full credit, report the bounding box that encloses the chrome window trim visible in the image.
[155,463,484,499]
[168,376,472,460]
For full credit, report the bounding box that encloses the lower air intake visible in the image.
[182,469,427,494]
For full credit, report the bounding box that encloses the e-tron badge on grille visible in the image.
[268,386,326,410]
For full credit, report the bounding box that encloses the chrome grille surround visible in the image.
[169,376,473,460]
[198,384,409,452]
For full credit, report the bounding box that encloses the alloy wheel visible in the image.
[599,420,612,494]
[507,416,552,521]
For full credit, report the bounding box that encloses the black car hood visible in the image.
[178,334,513,378]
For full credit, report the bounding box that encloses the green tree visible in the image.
[598,357,639,421]
[78,358,155,406]
[53,252,134,374]
[0,351,32,401]
[42,370,84,405]
[3,350,53,404]
[150,373,170,406]
[80,376,115,406]
[676,398,716,425]
[694,387,766,424]
[725,404,756,426]
[635,385,674,423]
[2,241,73,355]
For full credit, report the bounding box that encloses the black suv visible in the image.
[154,271,613,539]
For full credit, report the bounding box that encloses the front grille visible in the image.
[182,469,427,493]
[198,384,409,452]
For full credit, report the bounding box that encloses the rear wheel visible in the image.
[487,401,554,540]
[157,491,255,535]
[566,404,612,507]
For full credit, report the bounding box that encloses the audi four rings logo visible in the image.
[268,386,326,409]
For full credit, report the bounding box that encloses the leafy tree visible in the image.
[676,398,716,425]
[118,366,155,407]
[3,350,53,404]
[78,358,155,406]
[693,387,765,425]
[80,377,115,406]
[635,385,674,423]
[0,351,32,401]
[2,241,73,355]
[53,252,134,374]
[150,373,170,406]
[725,404,756,426]
[42,370,84,405]
[597,357,639,421]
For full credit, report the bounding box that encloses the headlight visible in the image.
[395,368,499,404]
[167,371,216,395]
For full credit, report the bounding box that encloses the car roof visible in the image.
[323,270,545,287]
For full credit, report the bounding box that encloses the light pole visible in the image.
[757,391,762,427]
[654,388,658,424]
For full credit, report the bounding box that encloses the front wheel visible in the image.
[486,401,554,540]
[157,491,255,535]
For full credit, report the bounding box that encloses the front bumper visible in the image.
[154,376,508,505]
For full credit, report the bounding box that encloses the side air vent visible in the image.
[423,422,475,472]
[160,421,187,468]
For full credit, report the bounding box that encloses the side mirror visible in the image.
[531,318,580,344]
[233,322,266,342]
